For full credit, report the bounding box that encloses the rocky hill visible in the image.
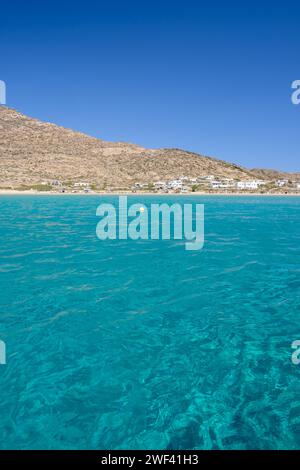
[0,106,297,190]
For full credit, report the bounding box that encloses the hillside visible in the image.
[0,106,296,190]
[249,168,300,181]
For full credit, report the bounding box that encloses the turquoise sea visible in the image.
[0,195,300,450]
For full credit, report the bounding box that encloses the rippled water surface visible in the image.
[0,195,300,449]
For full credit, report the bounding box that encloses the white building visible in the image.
[74,182,90,188]
[236,180,265,190]
[276,179,288,187]
[210,180,234,189]
[51,180,62,187]
[167,179,183,190]
[154,181,167,189]
[210,181,223,189]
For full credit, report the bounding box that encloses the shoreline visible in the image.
[0,189,299,197]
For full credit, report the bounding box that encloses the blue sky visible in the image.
[1,0,299,171]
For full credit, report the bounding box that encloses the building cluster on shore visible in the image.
[132,175,300,194]
[40,180,93,193]
[19,175,300,194]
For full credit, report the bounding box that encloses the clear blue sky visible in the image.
[1,0,299,171]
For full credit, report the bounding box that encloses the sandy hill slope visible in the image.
[0,106,295,190]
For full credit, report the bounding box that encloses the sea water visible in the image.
[0,195,299,449]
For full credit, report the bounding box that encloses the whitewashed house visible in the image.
[210,180,234,189]
[236,180,265,190]
[167,179,183,190]
[74,182,90,188]
[154,181,167,189]
[276,180,288,187]
[210,181,223,189]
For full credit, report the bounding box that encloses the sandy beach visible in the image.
[0,189,299,197]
